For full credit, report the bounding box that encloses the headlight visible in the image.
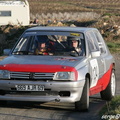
[0,70,10,79]
[53,72,75,80]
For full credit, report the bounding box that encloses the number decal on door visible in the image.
[90,59,99,87]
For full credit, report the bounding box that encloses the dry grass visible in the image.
[28,0,120,15]
[28,0,120,27]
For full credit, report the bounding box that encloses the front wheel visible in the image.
[100,69,116,101]
[75,78,89,111]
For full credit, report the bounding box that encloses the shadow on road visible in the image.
[0,95,104,120]
[0,94,105,112]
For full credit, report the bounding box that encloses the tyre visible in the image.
[100,69,116,101]
[75,78,89,111]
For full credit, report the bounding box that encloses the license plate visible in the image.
[15,85,44,91]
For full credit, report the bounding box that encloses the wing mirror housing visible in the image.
[91,51,100,58]
[3,49,11,55]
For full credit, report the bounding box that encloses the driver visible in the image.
[67,36,81,56]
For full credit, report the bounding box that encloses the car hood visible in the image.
[0,55,86,72]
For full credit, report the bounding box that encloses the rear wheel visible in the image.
[100,70,116,101]
[75,78,89,111]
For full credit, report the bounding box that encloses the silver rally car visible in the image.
[0,26,116,111]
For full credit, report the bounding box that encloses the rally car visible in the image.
[0,26,116,111]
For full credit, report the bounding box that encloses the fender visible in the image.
[89,64,113,96]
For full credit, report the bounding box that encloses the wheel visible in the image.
[75,78,89,111]
[100,69,116,101]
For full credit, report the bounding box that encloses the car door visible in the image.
[86,30,105,88]
[93,30,108,73]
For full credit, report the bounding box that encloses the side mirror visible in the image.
[3,49,11,55]
[98,42,103,48]
[91,51,100,58]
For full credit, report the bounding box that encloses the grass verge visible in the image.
[106,41,120,54]
[99,96,120,120]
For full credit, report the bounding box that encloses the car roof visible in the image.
[26,26,98,33]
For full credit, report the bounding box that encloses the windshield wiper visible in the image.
[12,51,33,55]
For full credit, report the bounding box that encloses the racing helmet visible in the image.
[34,35,49,48]
[67,36,81,48]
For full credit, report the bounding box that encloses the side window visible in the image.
[86,31,100,53]
[93,30,106,54]
[0,11,11,16]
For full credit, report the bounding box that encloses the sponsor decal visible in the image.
[70,33,80,36]
[90,59,99,87]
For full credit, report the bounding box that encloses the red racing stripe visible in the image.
[89,64,113,96]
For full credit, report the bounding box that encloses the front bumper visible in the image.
[0,80,85,102]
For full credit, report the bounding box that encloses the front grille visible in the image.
[34,73,54,79]
[10,72,55,80]
[10,72,30,79]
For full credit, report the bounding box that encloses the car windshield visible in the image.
[12,31,85,57]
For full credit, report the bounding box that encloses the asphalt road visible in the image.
[0,54,119,120]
